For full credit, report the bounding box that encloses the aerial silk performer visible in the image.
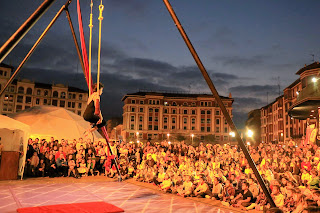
[83,83,106,135]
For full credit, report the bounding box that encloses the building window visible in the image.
[164,117,168,123]
[60,100,65,107]
[215,136,220,141]
[216,127,220,133]
[164,125,167,129]
[79,94,83,100]
[52,100,58,106]
[183,126,187,130]
[139,124,142,130]
[207,110,211,114]
[192,118,195,124]
[78,103,82,108]
[154,126,158,130]
[16,105,23,112]
[26,88,32,95]
[201,118,205,123]
[183,102,188,106]
[9,86,15,93]
[184,110,188,114]
[53,91,58,98]
[172,126,176,130]
[18,87,24,94]
[192,110,196,115]
[68,102,71,108]
[149,108,153,113]
[148,125,152,130]
[140,100,144,104]
[215,110,220,115]
[201,110,205,114]
[44,90,49,97]
[192,126,195,130]
[207,119,211,124]
[44,99,48,105]
[78,111,81,116]
[17,95,23,103]
[172,117,176,124]
[131,116,135,122]
[36,98,40,105]
[155,117,158,122]
[225,120,227,125]
[224,127,228,133]
[149,116,152,122]
[191,102,196,107]
[131,107,135,112]
[131,99,136,104]
[172,109,176,114]
[207,127,211,132]
[155,108,159,113]
[224,136,228,141]
[25,96,31,104]
[37,89,41,95]
[71,102,75,108]
[139,108,143,112]
[201,127,205,132]
[184,118,187,124]
[61,92,66,98]
[72,94,76,99]
[216,119,220,125]
[164,109,168,113]
[139,116,143,122]
[172,102,177,106]
[68,93,72,99]
[130,124,134,130]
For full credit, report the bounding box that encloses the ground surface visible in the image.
[0,176,245,213]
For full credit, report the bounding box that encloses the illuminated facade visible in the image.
[261,62,320,143]
[0,63,88,116]
[122,91,233,143]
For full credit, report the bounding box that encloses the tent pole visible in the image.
[162,0,276,208]
[0,0,56,63]
[0,0,73,97]
[65,8,87,83]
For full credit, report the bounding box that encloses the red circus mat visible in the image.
[17,201,124,213]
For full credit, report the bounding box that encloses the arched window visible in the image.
[183,102,188,106]
[26,88,32,95]
[44,90,48,97]
[172,102,177,106]
[60,92,66,98]
[53,91,58,98]
[18,87,24,94]
[37,89,41,95]
[79,94,83,100]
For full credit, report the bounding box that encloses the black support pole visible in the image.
[0,0,56,63]
[162,0,276,207]
[64,8,87,83]
[0,0,73,98]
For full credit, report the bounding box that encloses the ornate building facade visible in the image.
[0,63,88,116]
[122,91,234,143]
[260,62,320,143]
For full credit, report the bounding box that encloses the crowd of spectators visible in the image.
[25,136,320,212]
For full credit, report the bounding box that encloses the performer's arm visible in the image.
[94,95,100,115]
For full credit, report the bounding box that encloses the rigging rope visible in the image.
[97,0,104,94]
[88,0,93,95]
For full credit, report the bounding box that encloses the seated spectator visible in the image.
[231,181,253,209]
[56,153,68,177]
[67,155,79,178]
[45,154,57,178]
[160,173,172,193]
[211,176,223,200]
[178,176,194,197]
[78,159,88,177]
[194,175,211,198]
[272,185,285,208]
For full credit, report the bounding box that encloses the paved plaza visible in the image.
[0,177,243,213]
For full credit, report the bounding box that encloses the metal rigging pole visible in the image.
[162,0,276,208]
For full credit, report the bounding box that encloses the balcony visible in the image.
[288,83,320,120]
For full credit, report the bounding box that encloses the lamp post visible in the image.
[136,132,139,142]
[191,134,194,144]
[167,133,170,140]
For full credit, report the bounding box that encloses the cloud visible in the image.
[229,84,279,97]
[214,54,270,68]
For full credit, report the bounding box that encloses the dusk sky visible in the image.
[1,0,320,129]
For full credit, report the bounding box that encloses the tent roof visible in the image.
[10,106,104,141]
[0,114,30,132]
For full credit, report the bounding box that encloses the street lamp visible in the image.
[167,133,170,140]
[191,134,194,144]
[136,132,139,142]
[247,129,253,138]
[229,131,235,137]
[312,77,317,83]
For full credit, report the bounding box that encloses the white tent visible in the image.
[0,115,30,178]
[10,106,105,142]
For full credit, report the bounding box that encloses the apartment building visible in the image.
[121,91,233,143]
[261,62,320,143]
[0,63,88,116]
